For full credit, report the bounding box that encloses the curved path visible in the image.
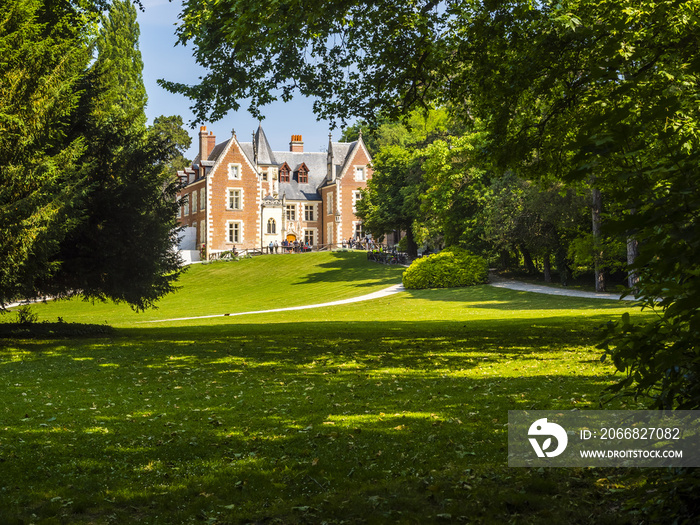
[141,283,406,323]
[488,275,637,301]
[142,277,636,323]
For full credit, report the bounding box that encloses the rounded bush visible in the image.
[402,247,489,289]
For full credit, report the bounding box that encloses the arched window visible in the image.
[267,218,276,234]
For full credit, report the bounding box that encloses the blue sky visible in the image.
[137,0,337,160]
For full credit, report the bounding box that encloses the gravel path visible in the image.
[142,276,636,324]
[141,283,406,323]
[488,275,637,301]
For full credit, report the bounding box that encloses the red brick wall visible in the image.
[207,139,260,251]
[338,144,372,241]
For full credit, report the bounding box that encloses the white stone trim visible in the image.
[226,187,244,210]
[352,189,363,212]
[303,227,318,246]
[353,220,365,239]
[303,203,317,222]
[227,162,242,180]
[326,191,334,215]
[226,220,243,244]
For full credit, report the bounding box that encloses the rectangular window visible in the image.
[228,189,241,210]
[200,221,205,246]
[355,166,366,181]
[192,190,198,213]
[228,163,241,179]
[353,190,362,212]
[286,204,296,221]
[304,230,314,246]
[355,222,364,239]
[304,205,314,221]
[200,188,206,210]
[327,192,333,215]
[262,171,268,181]
[184,195,190,216]
[227,222,240,243]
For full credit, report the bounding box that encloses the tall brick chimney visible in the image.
[199,126,215,160]
[290,134,303,152]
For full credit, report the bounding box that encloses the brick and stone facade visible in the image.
[176,125,372,258]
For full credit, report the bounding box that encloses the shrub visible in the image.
[402,247,488,289]
[15,305,38,325]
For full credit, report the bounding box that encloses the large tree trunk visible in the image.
[627,237,639,290]
[555,246,569,286]
[405,228,418,258]
[520,245,537,274]
[543,251,552,283]
[591,186,606,292]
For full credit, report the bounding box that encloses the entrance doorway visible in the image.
[286,234,297,242]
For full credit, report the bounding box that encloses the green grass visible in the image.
[14,251,403,326]
[0,253,659,524]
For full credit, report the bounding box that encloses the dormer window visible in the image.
[279,162,291,183]
[297,163,309,184]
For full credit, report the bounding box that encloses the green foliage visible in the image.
[402,247,488,290]
[420,127,492,250]
[0,0,185,311]
[356,108,452,257]
[14,305,38,325]
[163,0,449,124]
[92,0,147,128]
[0,0,91,307]
[149,114,192,173]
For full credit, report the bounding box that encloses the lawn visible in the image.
[0,252,658,524]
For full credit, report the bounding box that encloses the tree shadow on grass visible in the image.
[0,321,114,339]
[292,251,404,289]
[0,316,645,523]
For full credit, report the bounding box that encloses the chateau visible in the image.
[176,125,372,259]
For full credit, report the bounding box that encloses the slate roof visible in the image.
[192,138,231,167]
[191,127,364,202]
[275,152,327,201]
[255,125,276,165]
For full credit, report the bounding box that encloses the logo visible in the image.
[528,418,568,458]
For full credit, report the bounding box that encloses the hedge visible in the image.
[402,247,489,289]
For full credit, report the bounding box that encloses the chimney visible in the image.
[199,126,215,161]
[207,131,216,156]
[290,134,303,153]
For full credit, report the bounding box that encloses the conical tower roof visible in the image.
[255,124,276,165]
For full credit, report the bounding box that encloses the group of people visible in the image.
[264,236,377,254]
[268,239,312,254]
[344,237,375,250]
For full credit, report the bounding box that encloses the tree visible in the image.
[92,0,147,129]
[149,115,193,175]
[419,127,491,252]
[1,0,185,311]
[161,0,451,125]
[354,108,451,256]
[0,0,91,307]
